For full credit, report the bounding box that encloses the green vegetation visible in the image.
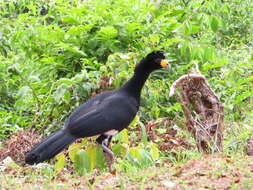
[0,0,252,189]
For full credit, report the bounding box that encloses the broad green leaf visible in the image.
[29,75,41,83]
[57,78,74,86]
[74,149,90,175]
[203,46,216,62]
[129,146,153,168]
[95,146,106,169]
[57,42,86,56]
[138,149,153,167]
[140,122,148,144]
[191,46,204,61]
[120,129,129,145]
[17,86,30,98]
[238,76,253,85]
[183,21,200,35]
[81,138,88,145]
[63,90,71,103]
[61,16,79,25]
[97,26,118,41]
[129,147,140,159]
[150,34,160,44]
[112,144,124,156]
[113,129,130,146]
[234,89,253,104]
[150,143,160,161]
[210,16,219,32]
[86,144,97,170]
[55,153,66,173]
[53,87,67,102]
[68,143,82,162]
[222,4,230,14]
[129,115,139,128]
[191,24,200,34]
[180,43,191,61]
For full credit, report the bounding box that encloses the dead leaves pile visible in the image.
[0,130,41,163]
[145,118,194,152]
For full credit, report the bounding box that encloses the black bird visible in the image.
[25,51,169,165]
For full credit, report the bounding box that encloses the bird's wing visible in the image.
[66,94,138,138]
[65,90,113,126]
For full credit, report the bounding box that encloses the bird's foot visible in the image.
[101,144,115,172]
[104,151,114,172]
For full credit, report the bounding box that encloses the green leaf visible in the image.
[63,90,71,103]
[55,153,66,173]
[53,87,67,102]
[57,78,74,86]
[57,42,86,56]
[203,62,223,71]
[203,46,216,62]
[238,76,253,85]
[118,129,129,145]
[74,149,90,175]
[95,146,106,169]
[234,89,253,104]
[68,143,82,163]
[62,16,79,25]
[183,21,200,35]
[81,138,88,145]
[210,16,219,32]
[138,149,153,167]
[97,26,118,41]
[149,34,160,44]
[17,86,30,98]
[112,144,126,156]
[180,43,192,61]
[140,122,148,144]
[191,46,204,61]
[150,143,160,161]
[129,115,139,127]
[86,144,97,171]
[129,147,140,160]
[129,146,153,168]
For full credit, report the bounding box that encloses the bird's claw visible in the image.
[101,144,115,171]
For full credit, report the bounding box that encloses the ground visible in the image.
[1,154,252,190]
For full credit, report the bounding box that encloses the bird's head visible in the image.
[136,51,169,73]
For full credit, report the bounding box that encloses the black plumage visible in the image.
[25,51,168,165]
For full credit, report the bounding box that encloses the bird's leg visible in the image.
[96,135,114,159]
[96,135,114,157]
[96,135,115,171]
[104,135,113,149]
[96,134,107,145]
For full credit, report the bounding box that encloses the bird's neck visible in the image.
[121,70,151,99]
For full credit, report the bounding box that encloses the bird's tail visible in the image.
[25,129,76,164]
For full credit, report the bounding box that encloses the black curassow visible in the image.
[25,51,169,165]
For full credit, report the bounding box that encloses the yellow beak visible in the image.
[160,59,169,68]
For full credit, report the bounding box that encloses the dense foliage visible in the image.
[0,0,252,173]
